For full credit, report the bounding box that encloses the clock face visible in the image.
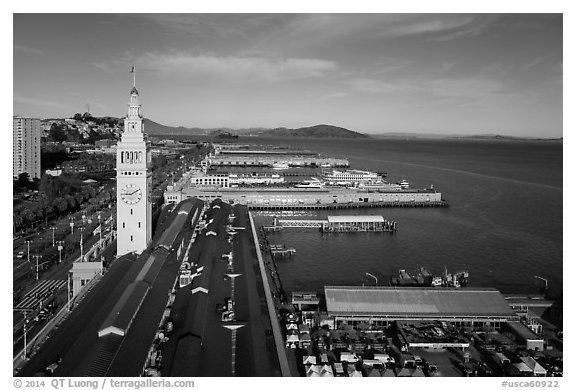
[121,184,142,204]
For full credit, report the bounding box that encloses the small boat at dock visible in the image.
[390,267,468,287]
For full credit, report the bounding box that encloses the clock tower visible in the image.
[116,82,152,256]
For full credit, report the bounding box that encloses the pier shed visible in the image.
[324,286,518,329]
[324,215,395,232]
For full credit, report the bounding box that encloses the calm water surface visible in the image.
[246,137,563,297]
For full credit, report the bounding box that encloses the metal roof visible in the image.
[507,321,543,341]
[327,215,385,223]
[98,281,150,337]
[325,286,516,318]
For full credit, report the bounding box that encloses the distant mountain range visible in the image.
[372,132,562,141]
[143,119,367,138]
[42,115,560,141]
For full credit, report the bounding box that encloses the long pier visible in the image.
[276,220,324,228]
[270,216,397,233]
[248,212,291,377]
[248,200,447,210]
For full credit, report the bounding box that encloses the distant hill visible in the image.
[372,132,562,141]
[143,119,206,135]
[142,119,367,138]
[265,124,367,138]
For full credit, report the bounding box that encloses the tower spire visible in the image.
[130,66,136,88]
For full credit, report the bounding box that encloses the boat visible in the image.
[390,267,468,287]
[295,178,324,189]
[398,179,410,189]
[272,162,290,170]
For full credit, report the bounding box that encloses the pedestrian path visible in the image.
[15,279,66,310]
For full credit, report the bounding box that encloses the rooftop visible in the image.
[327,215,385,223]
[325,286,517,319]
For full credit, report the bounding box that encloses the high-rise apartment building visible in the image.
[13,116,41,179]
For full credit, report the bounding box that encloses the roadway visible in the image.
[16,199,201,376]
[13,232,117,360]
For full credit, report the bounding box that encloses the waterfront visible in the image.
[250,137,563,298]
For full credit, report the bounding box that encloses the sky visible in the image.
[13,13,563,137]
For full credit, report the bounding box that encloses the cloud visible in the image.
[427,78,507,98]
[14,44,43,55]
[520,56,548,70]
[128,51,337,81]
[93,63,115,74]
[345,78,421,95]
[313,92,347,102]
[427,15,500,42]
[14,95,67,108]
[441,62,457,71]
[345,76,507,101]
[137,14,291,39]
[369,58,413,76]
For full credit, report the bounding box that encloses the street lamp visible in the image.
[97,212,102,245]
[79,227,85,261]
[67,271,72,311]
[50,226,56,247]
[14,309,33,360]
[69,217,75,235]
[26,240,31,263]
[82,210,87,226]
[33,254,42,280]
[365,272,378,285]
[57,241,64,264]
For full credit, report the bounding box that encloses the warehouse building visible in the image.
[324,286,518,330]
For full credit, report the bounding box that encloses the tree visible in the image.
[49,123,67,143]
[39,174,58,202]
[74,192,84,206]
[54,197,68,217]
[64,194,76,211]
[20,207,36,229]
[16,172,31,191]
[13,213,23,234]
[153,154,167,170]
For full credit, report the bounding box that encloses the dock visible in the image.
[247,200,447,210]
[269,244,297,257]
[267,215,397,233]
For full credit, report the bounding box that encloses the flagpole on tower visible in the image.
[131,66,136,87]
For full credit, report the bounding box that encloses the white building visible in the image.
[116,84,152,256]
[192,173,230,188]
[13,116,41,179]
